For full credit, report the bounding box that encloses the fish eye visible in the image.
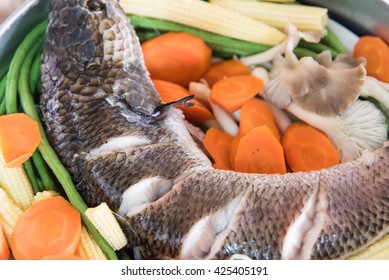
[87,0,106,11]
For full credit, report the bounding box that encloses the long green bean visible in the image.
[5,21,48,114]
[321,26,348,54]
[0,74,6,102]
[17,22,118,260]
[31,150,57,192]
[29,48,42,97]
[23,159,42,194]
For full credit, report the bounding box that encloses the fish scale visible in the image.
[40,0,389,259]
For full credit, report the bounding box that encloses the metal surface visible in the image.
[300,0,389,43]
[0,0,51,78]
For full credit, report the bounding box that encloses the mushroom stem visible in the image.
[361,76,389,113]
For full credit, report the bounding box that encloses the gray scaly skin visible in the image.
[40,0,389,260]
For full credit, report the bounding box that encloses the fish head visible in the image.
[43,0,161,118]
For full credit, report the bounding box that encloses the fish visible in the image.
[40,0,389,260]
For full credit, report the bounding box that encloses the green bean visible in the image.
[298,40,339,58]
[18,24,118,261]
[321,26,348,54]
[129,15,272,55]
[5,21,48,114]
[136,29,161,42]
[293,47,317,59]
[23,159,41,194]
[0,74,7,102]
[0,98,5,116]
[31,150,57,192]
[29,48,43,97]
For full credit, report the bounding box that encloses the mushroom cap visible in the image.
[264,51,367,116]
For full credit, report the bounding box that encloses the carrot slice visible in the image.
[0,113,42,168]
[152,79,213,123]
[353,36,389,83]
[210,75,264,113]
[203,127,233,170]
[10,196,81,260]
[229,132,242,170]
[201,59,251,88]
[0,225,10,260]
[282,122,339,172]
[239,98,280,142]
[142,32,212,86]
[234,126,286,174]
[43,254,83,260]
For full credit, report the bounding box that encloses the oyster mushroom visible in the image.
[263,51,367,116]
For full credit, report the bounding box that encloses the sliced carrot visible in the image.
[229,132,243,170]
[152,79,213,123]
[0,113,42,168]
[239,98,280,142]
[142,32,212,86]
[0,225,10,260]
[353,36,389,83]
[210,75,264,113]
[282,122,339,172]
[201,59,251,88]
[203,127,233,170]
[43,254,83,260]
[234,126,286,174]
[10,196,81,260]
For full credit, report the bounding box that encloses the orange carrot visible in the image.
[142,32,212,86]
[10,196,81,260]
[43,254,83,260]
[234,126,286,174]
[353,36,389,83]
[239,98,280,142]
[201,59,251,88]
[210,75,264,113]
[203,127,233,170]
[282,122,339,172]
[0,225,9,260]
[152,79,213,123]
[229,132,242,170]
[0,113,42,168]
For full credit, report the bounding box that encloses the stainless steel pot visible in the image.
[0,0,388,79]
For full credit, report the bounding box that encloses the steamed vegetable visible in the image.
[210,75,265,113]
[86,203,128,251]
[10,196,81,260]
[210,0,328,32]
[0,153,34,211]
[282,122,339,172]
[0,225,9,260]
[122,0,286,45]
[353,36,389,83]
[153,79,213,124]
[142,32,212,86]
[203,127,233,170]
[234,125,286,174]
[0,187,23,241]
[0,113,41,168]
[201,59,251,88]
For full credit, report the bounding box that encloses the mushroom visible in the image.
[263,51,367,116]
[360,76,389,113]
[286,99,388,162]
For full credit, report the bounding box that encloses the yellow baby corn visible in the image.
[85,202,127,251]
[0,153,34,211]
[0,187,23,241]
[33,190,59,202]
[77,226,107,260]
[121,0,286,45]
[210,0,328,32]
[349,235,389,260]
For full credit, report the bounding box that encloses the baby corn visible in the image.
[210,0,328,32]
[0,187,23,241]
[121,0,285,45]
[77,226,107,260]
[0,153,34,211]
[85,202,127,251]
